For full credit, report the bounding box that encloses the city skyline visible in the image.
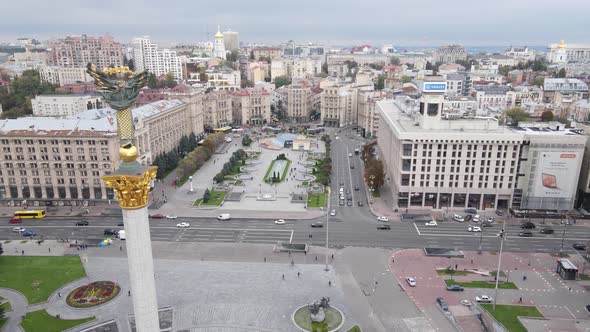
[1,0,589,46]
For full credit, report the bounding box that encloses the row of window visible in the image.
[2,163,110,170]
[0,139,109,145]
[2,177,102,185]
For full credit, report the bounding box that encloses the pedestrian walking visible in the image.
[297,272,301,278]
[470,259,473,264]
[128,290,131,296]
[291,260,295,266]
[455,264,458,270]
[264,257,267,262]
[282,274,285,280]
[48,247,51,253]
[120,246,123,251]
[569,287,572,292]
[518,297,522,303]
[328,281,331,286]
[58,292,62,298]
[331,254,334,260]
[21,250,24,256]
[392,257,395,263]
[315,256,318,261]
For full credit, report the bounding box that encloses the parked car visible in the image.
[357,201,364,207]
[12,227,26,233]
[22,230,36,237]
[339,199,345,206]
[446,284,465,291]
[9,217,23,224]
[460,300,472,306]
[377,224,391,230]
[149,214,164,219]
[311,222,324,228]
[274,219,285,225]
[347,199,353,206]
[465,208,478,214]
[354,186,360,191]
[176,222,190,228]
[165,215,178,219]
[474,295,493,303]
[486,217,495,223]
[377,216,389,222]
[518,231,533,237]
[496,210,504,216]
[348,153,353,157]
[453,214,464,222]
[405,277,417,287]
[521,221,536,229]
[573,243,587,250]
[218,214,231,220]
[117,221,124,226]
[425,220,438,226]
[468,226,482,232]
[472,215,481,222]
[436,297,449,311]
[540,227,554,234]
[350,164,354,169]
[75,220,89,226]
[482,222,493,227]
[465,214,473,222]
[329,210,336,216]
[104,229,119,236]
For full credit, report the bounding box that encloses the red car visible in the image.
[9,217,23,224]
[149,214,164,219]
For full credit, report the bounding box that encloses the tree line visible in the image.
[213,149,248,183]
[362,142,385,191]
[174,132,226,180]
[0,69,62,119]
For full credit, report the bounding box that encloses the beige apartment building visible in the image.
[203,90,233,129]
[0,99,196,203]
[48,35,124,68]
[357,90,388,138]
[286,82,321,123]
[252,47,283,60]
[232,89,271,125]
[39,66,93,86]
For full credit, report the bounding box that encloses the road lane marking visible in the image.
[413,223,421,235]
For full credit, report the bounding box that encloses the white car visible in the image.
[274,219,285,225]
[405,277,417,287]
[166,215,178,219]
[468,226,482,232]
[486,217,494,223]
[176,222,190,228]
[425,220,438,226]
[329,210,336,216]
[377,216,389,222]
[474,295,493,303]
[348,153,352,157]
[335,136,339,140]
[472,215,481,222]
[12,227,26,233]
[453,214,464,222]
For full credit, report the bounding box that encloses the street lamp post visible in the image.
[189,176,194,193]
[478,228,484,254]
[559,215,569,256]
[493,218,507,311]
[325,187,331,272]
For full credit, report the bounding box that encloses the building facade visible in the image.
[223,30,239,51]
[433,44,467,64]
[31,94,102,117]
[131,37,183,80]
[547,40,590,63]
[203,90,233,129]
[48,35,123,68]
[213,27,226,60]
[285,82,321,123]
[474,85,510,113]
[231,88,271,125]
[202,67,241,91]
[39,66,93,86]
[251,47,283,60]
[271,57,323,81]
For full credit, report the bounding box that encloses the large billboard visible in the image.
[422,82,447,92]
[533,152,580,198]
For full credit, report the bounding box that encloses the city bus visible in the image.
[14,210,46,219]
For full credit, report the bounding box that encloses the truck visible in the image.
[118,230,126,240]
[217,214,231,220]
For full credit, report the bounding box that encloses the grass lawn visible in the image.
[579,273,590,280]
[1,301,12,312]
[21,310,94,332]
[193,189,226,206]
[481,304,543,332]
[264,159,291,182]
[307,192,328,208]
[347,326,361,332]
[436,269,473,276]
[177,175,190,187]
[444,279,518,289]
[0,256,85,304]
[0,318,6,330]
[227,162,244,175]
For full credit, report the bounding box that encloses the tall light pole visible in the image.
[478,227,484,255]
[325,187,331,272]
[559,214,569,256]
[493,218,506,311]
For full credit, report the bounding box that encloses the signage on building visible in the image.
[422,82,447,92]
[533,152,580,198]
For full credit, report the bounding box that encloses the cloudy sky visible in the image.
[1,0,588,47]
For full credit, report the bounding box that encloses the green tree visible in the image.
[557,68,567,78]
[374,75,385,90]
[321,62,328,74]
[242,134,252,146]
[365,158,385,189]
[531,59,548,72]
[541,110,554,122]
[345,60,358,70]
[401,76,412,83]
[227,50,239,62]
[390,56,401,65]
[250,50,255,60]
[505,107,530,126]
[498,65,511,77]
[164,72,177,88]
[203,188,211,203]
[147,73,158,89]
[533,76,545,87]
[273,75,291,88]
[214,172,225,183]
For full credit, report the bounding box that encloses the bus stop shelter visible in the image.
[556,258,578,280]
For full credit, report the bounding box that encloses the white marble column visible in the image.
[122,207,159,331]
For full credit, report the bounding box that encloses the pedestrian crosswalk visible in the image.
[150,227,293,244]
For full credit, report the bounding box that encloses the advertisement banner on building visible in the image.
[533,152,580,198]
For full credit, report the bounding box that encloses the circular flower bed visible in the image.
[66,281,120,308]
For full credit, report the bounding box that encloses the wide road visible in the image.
[2,214,590,255]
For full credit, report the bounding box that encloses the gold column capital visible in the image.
[102,166,158,210]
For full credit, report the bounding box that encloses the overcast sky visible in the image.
[1,0,588,47]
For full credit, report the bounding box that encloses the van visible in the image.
[217,214,231,220]
[118,230,126,240]
[339,188,344,193]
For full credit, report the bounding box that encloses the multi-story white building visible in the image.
[131,37,183,80]
[31,94,103,117]
[271,57,323,81]
[48,35,123,68]
[442,95,477,116]
[357,90,388,138]
[433,44,467,64]
[547,40,590,63]
[231,88,271,125]
[320,84,375,127]
[39,66,93,86]
[506,86,543,108]
[474,85,510,113]
[445,73,469,96]
[327,54,389,66]
[503,46,536,62]
[543,78,589,103]
[245,61,270,83]
[213,27,226,60]
[376,79,587,211]
[202,67,241,91]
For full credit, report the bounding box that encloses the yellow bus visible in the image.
[14,210,46,219]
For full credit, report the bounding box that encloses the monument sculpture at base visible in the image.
[308,297,330,323]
